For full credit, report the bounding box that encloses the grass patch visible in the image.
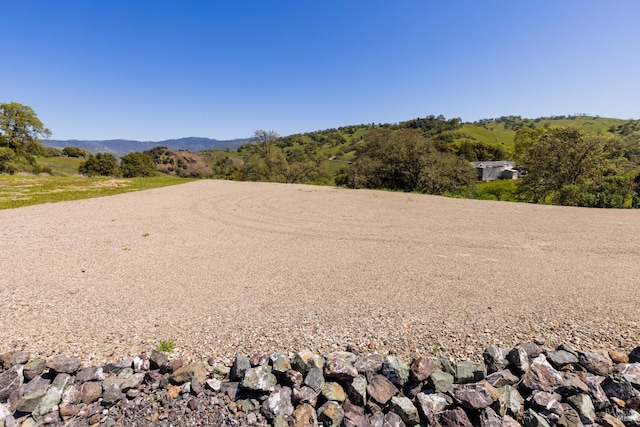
[0,175,194,210]
[157,339,175,352]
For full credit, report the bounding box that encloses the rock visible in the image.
[366,374,398,405]
[578,351,612,376]
[321,382,346,402]
[292,351,324,376]
[429,370,454,393]
[410,356,438,382]
[35,373,70,415]
[46,356,81,374]
[170,362,207,385]
[600,412,627,427]
[271,353,292,374]
[382,411,405,427]
[601,373,639,401]
[483,347,509,374]
[76,366,104,383]
[567,393,596,424]
[584,374,610,410]
[120,372,145,391]
[304,367,325,392]
[546,349,579,368]
[293,386,319,406]
[22,359,45,382]
[507,345,530,374]
[80,382,101,405]
[629,347,640,363]
[621,409,640,427]
[16,376,51,413]
[528,391,563,418]
[324,352,358,380]
[502,415,521,427]
[273,415,288,427]
[440,407,473,427]
[523,408,551,427]
[416,392,451,425]
[132,355,150,372]
[61,383,81,406]
[251,352,270,367]
[102,359,131,375]
[220,381,240,400]
[479,407,502,427]
[241,366,277,392]
[262,386,294,420]
[497,385,524,418]
[165,358,183,373]
[231,355,251,380]
[390,396,420,425]
[617,363,640,388]
[451,382,497,410]
[454,360,486,384]
[206,378,221,391]
[0,365,23,402]
[557,371,589,397]
[382,356,410,387]
[102,382,124,405]
[342,401,367,427]
[149,350,169,370]
[317,400,344,427]
[485,369,519,387]
[285,369,304,388]
[346,375,367,406]
[609,350,629,364]
[293,403,318,427]
[355,354,384,375]
[520,355,563,394]
[1,351,29,368]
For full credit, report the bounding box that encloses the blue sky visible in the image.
[2,1,639,141]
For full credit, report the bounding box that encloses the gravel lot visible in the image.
[1,180,638,365]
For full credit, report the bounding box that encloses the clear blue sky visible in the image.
[2,1,639,141]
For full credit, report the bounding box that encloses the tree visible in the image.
[0,102,51,173]
[62,146,90,158]
[120,152,157,177]
[519,127,633,205]
[513,127,546,164]
[79,152,119,176]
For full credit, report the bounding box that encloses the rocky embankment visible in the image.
[1,344,640,427]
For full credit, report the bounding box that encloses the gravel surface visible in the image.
[1,180,638,366]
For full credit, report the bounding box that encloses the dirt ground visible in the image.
[1,180,638,364]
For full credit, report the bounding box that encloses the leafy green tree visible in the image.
[62,146,90,158]
[513,127,546,164]
[79,152,119,177]
[0,102,51,173]
[120,152,157,177]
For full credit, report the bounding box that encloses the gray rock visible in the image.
[355,354,384,374]
[76,366,104,383]
[284,369,304,389]
[102,382,124,405]
[292,351,324,376]
[520,355,563,394]
[132,355,150,372]
[382,356,410,387]
[342,401,368,427]
[317,401,344,427]
[409,356,439,382]
[61,383,81,406]
[241,366,277,392]
[546,349,579,368]
[483,347,509,374]
[578,351,612,376]
[273,415,288,427]
[429,370,454,393]
[251,352,270,367]
[366,374,398,405]
[324,352,358,380]
[507,345,530,374]
[583,374,609,410]
[416,392,451,425]
[621,409,640,427]
[618,363,640,389]
[149,350,169,370]
[528,391,563,417]
[390,396,420,425]
[22,359,45,382]
[205,378,221,391]
[293,386,319,406]
[102,359,131,375]
[35,373,70,415]
[231,355,251,380]
[117,367,134,379]
[262,386,294,420]
[451,382,497,410]
[16,376,51,413]
[485,369,519,387]
[80,381,102,404]
[382,411,405,427]
[304,366,325,392]
[438,356,455,375]
[523,408,551,427]
[454,360,486,384]
[46,356,81,374]
[346,375,367,406]
[502,415,521,427]
[321,382,346,402]
[220,381,239,400]
[497,385,524,418]
[1,351,29,368]
[120,372,145,391]
[271,353,291,374]
[0,365,23,402]
[479,407,502,427]
[293,403,318,427]
[567,393,596,424]
[557,372,589,397]
[601,373,639,401]
[440,407,473,427]
[170,362,207,385]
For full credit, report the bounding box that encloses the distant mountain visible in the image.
[44,136,250,156]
